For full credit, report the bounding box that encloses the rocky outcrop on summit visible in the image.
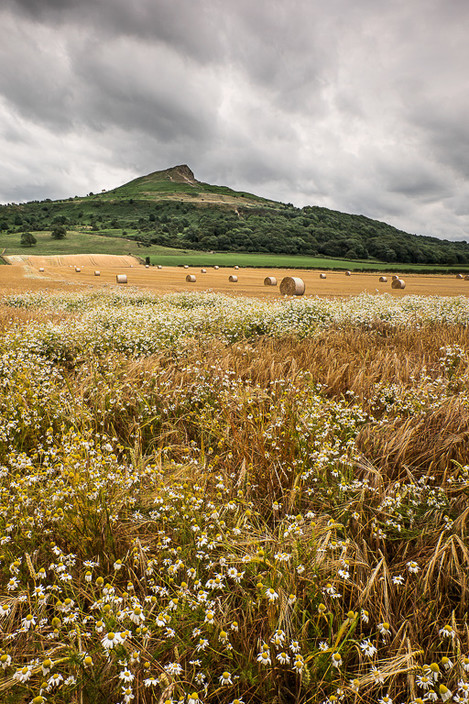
[166,164,196,184]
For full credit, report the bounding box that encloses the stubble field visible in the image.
[2,254,469,298]
[1,262,469,704]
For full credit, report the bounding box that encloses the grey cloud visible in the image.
[1,0,469,241]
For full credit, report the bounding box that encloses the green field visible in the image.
[0,230,190,259]
[148,251,469,273]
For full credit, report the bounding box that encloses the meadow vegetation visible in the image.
[1,289,469,704]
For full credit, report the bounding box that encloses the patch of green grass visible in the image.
[0,230,198,258]
[148,251,466,273]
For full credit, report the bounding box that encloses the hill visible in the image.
[1,165,469,266]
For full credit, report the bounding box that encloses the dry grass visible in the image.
[1,292,469,703]
[3,255,469,298]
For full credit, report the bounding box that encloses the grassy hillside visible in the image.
[1,164,469,267]
[104,164,276,207]
[0,230,196,259]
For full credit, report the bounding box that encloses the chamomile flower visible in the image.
[22,614,36,630]
[290,640,301,653]
[441,656,453,670]
[377,622,391,637]
[439,624,455,639]
[331,652,342,668]
[257,650,271,666]
[47,672,63,689]
[359,639,377,658]
[265,587,278,602]
[292,655,304,673]
[101,632,121,650]
[144,677,158,687]
[121,686,134,703]
[219,671,233,685]
[13,665,33,682]
[0,653,12,669]
[439,684,453,702]
[164,662,183,676]
[277,652,290,664]
[406,561,420,573]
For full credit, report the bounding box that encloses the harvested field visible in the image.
[2,254,469,297]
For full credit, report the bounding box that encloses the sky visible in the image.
[1,0,469,241]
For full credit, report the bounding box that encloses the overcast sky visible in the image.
[1,0,468,240]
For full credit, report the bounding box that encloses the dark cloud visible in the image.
[1,0,469,240]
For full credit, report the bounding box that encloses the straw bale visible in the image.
[391,278,406,289]
[264,276,277,286]
[116,274,128,284]
[392,274,399,281]
[345,270,351,276]
[280,276,305,295]
[319,273,326,279]
[186,274,196,282]
[75,267,81,273]
[234,265,239,270]
[214,265,219,270]
[184,265,189,269]
[201,268,207,273]
[379,276,387,282]
[464,275,469,281]
[229,275,238,282]
[456,273,463,279]
[157,265,162,269]
[94,271,100,276]
[39,267,44,272]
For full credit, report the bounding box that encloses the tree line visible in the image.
[3,196,469,266]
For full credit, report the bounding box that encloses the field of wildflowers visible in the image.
[1,289,469,704]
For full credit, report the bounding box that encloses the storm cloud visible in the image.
[1,0,468,240]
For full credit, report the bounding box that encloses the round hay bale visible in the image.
[319,273,326,279]
[464,275,469,281]
[75,267,81,273]
[280,276,305,296]
[145,264,150,268]
[184,265,189,269]
[391,278,406,289]
[116,274,128,284]
[201,268,207,273]
[456,273,463,279]
[186,274,196,282]
[214,265,219,270]
[264,276,277,286]
[392,274,399,281]
[345,270,351,276]
[94,270,100,276]
[379,276,387,282]
[234,265,239,270]
[39,267,44,272]
[157,265,162,269]
[229,275,238,282]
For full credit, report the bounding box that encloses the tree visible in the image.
[20,232,37,247]
[51,225,67,240]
